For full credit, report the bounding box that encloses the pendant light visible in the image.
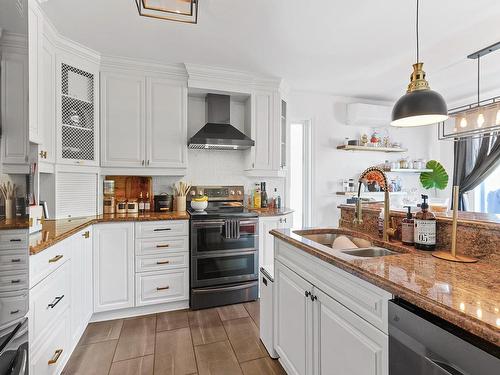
[391,0,448,127]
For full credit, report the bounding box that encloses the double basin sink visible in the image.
[292,229,398,258]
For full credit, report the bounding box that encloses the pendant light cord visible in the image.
[477,55,480,105]
[416,0,420,62]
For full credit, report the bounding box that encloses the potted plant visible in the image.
[420,160,449,211]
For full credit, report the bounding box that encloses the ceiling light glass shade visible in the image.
[135,0,198,23]
[439,98,500,140]
[391,63,448,127]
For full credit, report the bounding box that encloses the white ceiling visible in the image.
[41,0,500,104]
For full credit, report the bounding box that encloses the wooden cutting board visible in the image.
[105,176,153,206]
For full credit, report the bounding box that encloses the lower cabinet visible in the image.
[274,244,389,375]
[93,223,135,312]
[259,213,293,269]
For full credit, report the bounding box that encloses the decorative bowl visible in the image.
[190,200,208,212]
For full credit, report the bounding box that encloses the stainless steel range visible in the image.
[188,186,259,310]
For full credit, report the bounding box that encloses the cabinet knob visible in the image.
[305,291,311,297]
[141,160,145,166]
[82,231,90,238]
[284,218,287,223]
[48,349,63,365]
[39,150,47,159]
[311,294,317,301]
[279,218,283,223]
[147,160,150,166]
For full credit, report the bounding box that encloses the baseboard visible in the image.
[89,300,189,322]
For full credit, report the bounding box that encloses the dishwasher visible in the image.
[389,299,499,375]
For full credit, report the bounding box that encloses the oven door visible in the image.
[0,318,28,375]
[191,219,258,256]
[191,251,258,288]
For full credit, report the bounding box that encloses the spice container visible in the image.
[103,196,115,214]
[127,199,138,214]
[116,200,127,214]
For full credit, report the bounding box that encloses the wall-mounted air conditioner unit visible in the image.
[346,103,392,127]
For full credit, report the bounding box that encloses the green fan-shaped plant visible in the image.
[420,160,449,190]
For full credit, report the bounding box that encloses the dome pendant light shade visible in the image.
[391,1,448,127]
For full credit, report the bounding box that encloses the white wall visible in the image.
[289,91,437,227]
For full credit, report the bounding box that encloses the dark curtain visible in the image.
[453,133,500,210]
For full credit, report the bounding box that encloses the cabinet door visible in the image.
[100,72,146,167]
[279,213,293,229]
[70,232,84,345]
[259,217,281,270]
[313,287,388,375]
[1,51,29,165]
[93,223,134,312]
[274,261,313,375]
[39,34,56,164]
[146,77,187,168]
[82,227,93,322]
[28,0,41,144]
[250,91,275,170]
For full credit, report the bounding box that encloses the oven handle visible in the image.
[192,220,225,228]
[424,356,464,375]
[194,281,258,294]
[11,347,28,375]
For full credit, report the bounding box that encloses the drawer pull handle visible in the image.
[48,349,63,365]
[11,279,21,284]
[156,286,170,291]
[9,239,22,242]
[10,310,20,315]
[48,255,63,263]
[156,260,170,265]
[82,231,90,238]
[48,295,64,309]
[153,228,171,232]
[11,258,21,263]
[156,244,170,248]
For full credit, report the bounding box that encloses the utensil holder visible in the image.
[5,199,13,219]
[175,196,186,212]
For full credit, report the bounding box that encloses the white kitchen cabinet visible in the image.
[259,213,293,270]
[100,72,146,167]
[146,77,187,168]
[0,47,29,167]
[100,71,188,172]
[93,223,135,312]
[28,0,42,144]
[274,261,313,375]
[313,287,388,375]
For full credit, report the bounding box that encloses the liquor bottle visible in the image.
[253,183,261,208]
[144,192,151,212]
[138,192,145,214]
[261,182,268,208]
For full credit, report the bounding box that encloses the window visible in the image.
[289,121,312,228]
[472,164,500,214]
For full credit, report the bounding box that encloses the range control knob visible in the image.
[190,190,196,196]
[237,190,243,195]
[230,190,235,195]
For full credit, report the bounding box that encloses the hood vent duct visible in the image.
[188,94,255,150]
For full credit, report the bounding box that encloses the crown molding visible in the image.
[100,55,187,79]
[0,31,28,51]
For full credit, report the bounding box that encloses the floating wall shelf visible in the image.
[336,145,408,153]
[387,168,433,173]
[335,191,407,196]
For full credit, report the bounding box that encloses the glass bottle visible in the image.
[144,192,151,212]
[253,183,261,208]
[260,182,268,208]
[138,192,145,214]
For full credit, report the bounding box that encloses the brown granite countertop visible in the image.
[248,207,294,216]
[339,203,500,229]
[0,217,29,230]
[270,227,500,347]
[29,211,189,255]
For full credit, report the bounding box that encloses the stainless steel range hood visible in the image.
[188,94,255,150]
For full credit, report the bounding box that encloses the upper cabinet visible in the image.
[100,68,188,174]
[28,0,42,144]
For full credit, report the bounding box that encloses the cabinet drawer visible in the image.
[30,309,70,375]
[135,220,188,238]
[135,236,188,255]
[135,268,188,307]
[0,270,29,293]
[0,230,28,250]
[0,291,28,328]
[30,261,70,345]
[30,240,69,288]
[0,251,29,272]
[136,252,188,273]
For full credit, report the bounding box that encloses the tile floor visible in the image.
[62,300,286,375]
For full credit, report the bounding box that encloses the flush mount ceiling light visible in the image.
[439,41,500,140]
[135,0,198,24]
[391,0,448,127]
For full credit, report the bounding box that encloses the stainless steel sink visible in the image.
[341,247,397,258]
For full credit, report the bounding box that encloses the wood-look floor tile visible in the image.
[109,355,154,375]
[194,340,242,375]
[63,340,117,375]
[240,358,286,375]
[188,308,227,346]
[216,304,249,321]
[243,300,260,328]
[154,327,198,375]
[78,319,123,346]
[223,317,267,363]
[113,315,156,362]
[157,310,189,332]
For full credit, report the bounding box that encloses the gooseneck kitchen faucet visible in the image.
[353,167,396,242]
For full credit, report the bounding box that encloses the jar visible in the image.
[103,180,115,196]
[383,160,391,171]
[390,161,399,170]
[127,199,138,214]
[103,196,115,214]
[116,200,127,214]
[399,157,409,169]
[348,178,355,192]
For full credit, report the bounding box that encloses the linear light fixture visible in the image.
[135,0,198,24]
[438,41,500,140]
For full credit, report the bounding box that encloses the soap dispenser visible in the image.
[401,206,414,245]
[414,195,436,250]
